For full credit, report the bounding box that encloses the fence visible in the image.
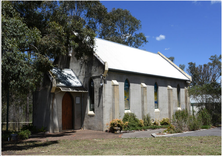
[2,122,32,131]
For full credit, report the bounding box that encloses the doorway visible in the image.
[62,93,73,130]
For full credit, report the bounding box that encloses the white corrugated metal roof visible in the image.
[94,38,191,81]
[51,68,82,87]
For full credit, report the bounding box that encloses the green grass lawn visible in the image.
[2,136,221,155]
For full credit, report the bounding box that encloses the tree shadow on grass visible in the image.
[2,140,58,152]
[29,130,77,139]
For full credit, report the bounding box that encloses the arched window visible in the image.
[154,82,158,109]
[177,84,180,107]
[124,79,130,110]
[89,79,94,112]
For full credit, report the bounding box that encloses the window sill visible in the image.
[154,109,160,112]
[88,111,95,116]
[177,107,182,110]
[125,110,131,113]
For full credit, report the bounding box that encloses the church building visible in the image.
[33,38,192,132]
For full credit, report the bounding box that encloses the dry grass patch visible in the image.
[2,136,221,155]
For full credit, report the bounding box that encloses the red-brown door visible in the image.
[62,93,73,130]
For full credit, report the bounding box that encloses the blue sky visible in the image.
[101,1,221,71]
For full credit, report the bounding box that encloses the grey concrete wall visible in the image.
[103,70,189,127]
[69,53,104,131]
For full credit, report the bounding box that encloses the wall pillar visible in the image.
[112,80,119,119]
[141,83,147,118]
[168,85,173,120]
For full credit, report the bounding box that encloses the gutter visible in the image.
[157,52,192,82]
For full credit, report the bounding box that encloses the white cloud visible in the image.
[211,0,221,4]
[165,48,170,50]
[156,35,165,41]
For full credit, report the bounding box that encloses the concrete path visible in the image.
[121,129,165,138]
[167,127,221,137]
[122,127,221,138]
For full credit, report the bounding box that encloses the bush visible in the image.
[153,120,160,126]
[197,108,211,126]
[122,113,140,130]
[18,129,31,140]
[139,119,144,127]
[109,119,124,132]
[188,115,202,131]
[164,123,176,134]
[21,124,38,133]
[172,109,189,132]
[160,118,170,125]
[143,114,152,126]
[2,131,13,141]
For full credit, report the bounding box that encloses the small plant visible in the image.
[18,129,31,140]
[21,123,38,133]
[164,123,176,134]
[122,113,140,130]
[143,114,152,126]
[139,119,144,127]
[38,126,47,132]
[109,119,124,132]
[153,120,160,126]
[160,118,170,125]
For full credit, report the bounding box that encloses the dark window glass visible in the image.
[89,79,94,112]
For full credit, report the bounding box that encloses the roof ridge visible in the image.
[95,37,156,55]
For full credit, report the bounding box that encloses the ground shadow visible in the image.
[29,130,77,139]
[2,140,58,152]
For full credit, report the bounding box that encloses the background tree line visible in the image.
[2,1,147,130]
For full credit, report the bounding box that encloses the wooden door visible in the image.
[62,93,73,130]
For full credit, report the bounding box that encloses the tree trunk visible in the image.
[26,90,31,124]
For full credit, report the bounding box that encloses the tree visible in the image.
[187,54,221,125]
[179,64,185,71]
[98,8,148,48]
[168,57,174,62]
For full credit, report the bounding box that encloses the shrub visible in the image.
[18,129,31,140]
[122,113,140,130]
[197,108,211,126]
[172,109,189,132]
[139,119,144,127]
[188,115,202,131]
[164,123,176,134]
[153,120,160,126]
[143,114,152,126]
[2,131,13,141]
[21,124,38,133]
[160,118,170,125]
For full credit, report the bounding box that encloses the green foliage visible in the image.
[142,114,152,126]
[187,115,202,131]
[164,124,176,134]
[2,131,13,141]
[160,118,170,125]
[98,8,148,48]
[21,124,38,133]
[18,129,31,140]
[122,113,140,130]
[197,108,211,126]
[172,109,189,132]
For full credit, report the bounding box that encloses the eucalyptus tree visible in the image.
[98,8,148,48]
